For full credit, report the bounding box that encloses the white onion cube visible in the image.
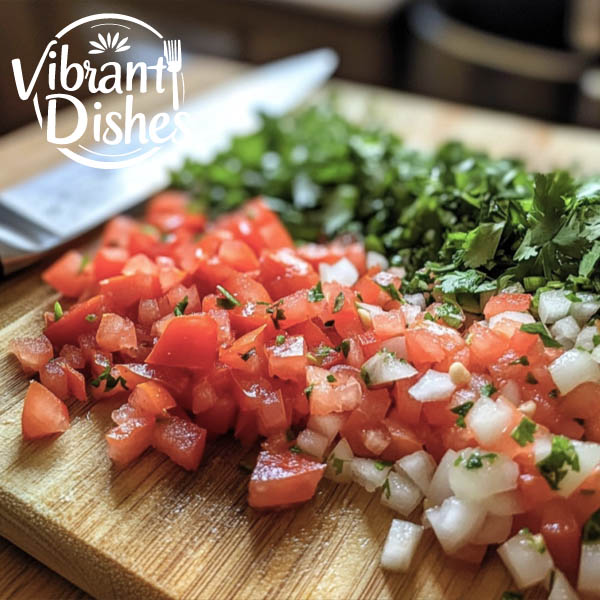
[539,290,571,324]
[489,311,535,330]
[426,496,486,554]
[550,316,580,350]
[324,438,354,483]
[547,569,579,600]
[427,449,458,506]
[498,530,554,589]
[319,258,359,286]
[466,396,514,446]
[578,541,600,596]
[296,429,329,459]
[351,457,390,492]
[409,370,456,403]
[361,351,418,386]
[395,450,437,494]
[569,292,600,326]
[575,325,598,352]
[549,349,600,395]
[380,519,424,572]
[381,471,423,516]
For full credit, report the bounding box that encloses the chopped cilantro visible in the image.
[501,592,523,600]
[583,508,600,544]
[290,445,302,454]
[480,383,497,397]
[566,292,581,302]
[511,417,537,447]
[339,339,350,358]
[525,372,538,385]
[173,295,188,316]
[326,374,336,383]
[377,282,401,301]
[85,313,97,322]
[424,312,435,321]
[308,281,325,302]
[90,365,128,391]
[304,384,313,398]
[435,302,463,328]
[382,478,391,500]
[53,301,63,322]
[594,334,600,347]
[332,456,345,476]
[240,348,256,361]
[78,254,90,274]
[216,285,241,309]
[450,401,474,428]
[536,435,580,490]
[455,450,498,469]
[520,323,562,348]
[275,335,285,345]
[509,356,529,366]
[360,367,371,386]
[333,292,345,313]
[374,460,393,471]
[324,319,335,327]
[519,528,546,554]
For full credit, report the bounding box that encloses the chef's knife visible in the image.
[0,48,338,276]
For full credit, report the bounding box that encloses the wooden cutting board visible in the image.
[2,54,600,600]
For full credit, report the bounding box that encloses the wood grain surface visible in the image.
[2,53,600,600]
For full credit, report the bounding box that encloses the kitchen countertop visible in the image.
[1,52,600,600]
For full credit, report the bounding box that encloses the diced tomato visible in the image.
[195,395,237,436]
[44,295,111,347]
[9,335,53,374]
[99,273,161,310]
[256,389,289,437]
[39,359,69,400]
[467,322,510,370]
[106,416,155,466]
[405,328,446,364]
[59,344,85,370]
[146,314,217,370]
[64,363,87,402]
[380,418,422,460]
[96,313,137,352]
[128,381,176,416]
[218,239,260,272]
[265,335,307,381]
[102,215,137,248]
[559,382,600,420]
[42,250,92,297]
[93,247,129,281]
[540,499,581,583]
[248,448,325,509]
[483,293,531,319]
[518,473,555,511]
[392,379,422,426]
[219,325,267,374]
[153,417,207,470]
[259,248,318,298]
[21,381,69,440]
[570,468,600,526]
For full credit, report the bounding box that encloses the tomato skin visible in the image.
[248,449,325,509]
[540,499,581,583]
[106,416,155,467]
[42,250,92,297]
[195,395,237,436]
[39,359,69,400]
[380,418,422,461]
[570,468,600,526]
[45,295,111,347]
[483,293,531,319]
[93,247,129,281]
[99,273,161,310]
[559,382,600,420]
[405,328,446,365]
[259,248,318,299]
[22,381,70,440]
[128,381,176,416]
[9,335,54,375]
[102,215,137,248]
[59,344,85,370]
[467,322,510,370]
[153,417,207,471]
[518,473,555,511]
[64,363,87,402]
[145,314,217,370]
[265,335,307,382]
[218,239,259,272]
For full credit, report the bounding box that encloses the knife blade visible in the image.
[0,48,338,275]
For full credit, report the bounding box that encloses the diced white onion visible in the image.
[404,293,426,310]
[500,380,521,405]
[296,429,329,459]
[550,316,580,350]
[381,470,423,516]
[449,449,519,502]
[425,496,486,554]
[366,251,389,271]
[426,449,458,506]
[569,292,600,326]
[489,311,535,330]
[307,413,348,444]
[378,336,408,359]
[555,440,600,498]
[409,370,456,403]
[395,450,437,495]
[401,303,421,325]
[539,290,572,324]
[466,397,513,446]
[575,325,598,352]
[483,490,524,516]
[498,530,554,589]
[471,514,512,545]
[361,351,418,386]
[547,569,579,600]
[380,519,424,572]
[548,348,600,395]
[578,541,600,596]
[324,438,354,483]
[319,257,359,287]
[351,457,391,492]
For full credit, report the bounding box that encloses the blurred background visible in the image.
[2,0,600,136]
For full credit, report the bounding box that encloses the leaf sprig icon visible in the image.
[89,32,130,55]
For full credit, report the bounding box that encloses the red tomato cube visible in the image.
[106,416,155,466]
[153,417,207,470]
[9,335,53,375]
[96,313,137,352]
[22,381,70,440]
[128,381,176,416]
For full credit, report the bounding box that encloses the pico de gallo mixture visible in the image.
[8,107,600,598]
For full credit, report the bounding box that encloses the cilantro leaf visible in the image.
[173,295,188,316]
[520,322,561,348]
[308,281,325,302]
[511,417,537,447]
[536,435,580,490]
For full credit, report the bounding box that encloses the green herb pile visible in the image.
[171,105,600,300]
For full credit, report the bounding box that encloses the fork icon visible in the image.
[163,39,182,110]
